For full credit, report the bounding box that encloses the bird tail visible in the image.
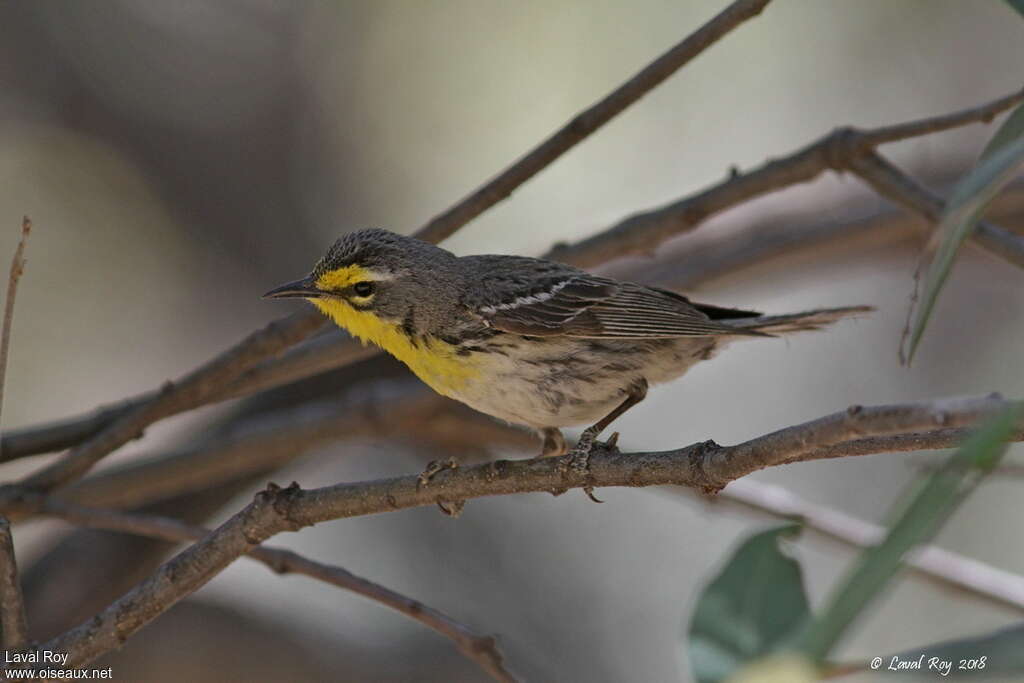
[724,305,873,335]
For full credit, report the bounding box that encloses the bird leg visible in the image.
[563,379,648,478]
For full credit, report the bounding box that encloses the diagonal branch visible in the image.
[0,217,31,465]
[4,310,325,494]
[848,150,1024,267]
[39,499,515,682]
[20,394,1022,669]
[413,0,773,244]
[0,218,32,650]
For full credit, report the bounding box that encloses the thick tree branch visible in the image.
[22,394,1021,669]
[0,517,28,650]
[38,500,514,682]
[412,0,773,244]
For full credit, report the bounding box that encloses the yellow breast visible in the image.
[311,298,478,397]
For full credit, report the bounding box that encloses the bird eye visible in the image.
[353,281,375,297]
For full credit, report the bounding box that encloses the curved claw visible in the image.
[417,457,459,488]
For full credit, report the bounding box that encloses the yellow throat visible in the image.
[311,265,478,397]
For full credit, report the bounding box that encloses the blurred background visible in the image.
[1,0,1023,681]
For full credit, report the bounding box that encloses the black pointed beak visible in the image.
[263,276,322,299]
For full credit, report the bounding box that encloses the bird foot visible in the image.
[558,430,622,503]
[560,431,596,477]
[417,457,459,488]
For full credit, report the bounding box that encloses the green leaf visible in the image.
[798,405,1022,662]
[879,622,1024,678]
[688,524,811,683]
[903,113,1024,364]
[1004,0,1024,20]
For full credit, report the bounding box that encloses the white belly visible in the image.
[445,336,722,429]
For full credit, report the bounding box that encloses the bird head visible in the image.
[263,228,461,331]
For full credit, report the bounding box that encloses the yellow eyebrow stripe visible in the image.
[315,265,372,291]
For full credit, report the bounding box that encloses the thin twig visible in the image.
[412,0,773,244]
[858,87,1024,147]
[38,499,515,682]
[0,219,32,650]
[21,394,1022,669]
[549,91,1024,268]
[849,150,1024,268]
[0,517,29,650]
[6,89,1023,466]
[0,217,31,465]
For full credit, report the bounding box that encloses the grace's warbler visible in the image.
[265,229,869,467]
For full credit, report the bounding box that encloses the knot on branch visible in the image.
[823,126,866,172]
[246,481,304,541]
[687,439,727,494]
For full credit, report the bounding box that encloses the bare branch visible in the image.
[0,217,31,465]
[0,218,33,650]
[0,517,28,650]
[857,87,1024,147]
[39,499,515,682]
[413,0,773,244]
[22,394,1021,669]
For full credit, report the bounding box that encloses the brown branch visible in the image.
[0,217,31,465]
[4,88,1023,465]
[0,517,28,650]
[38,500,514,683]
[857,88,1024,147]
[412,0,773,244]
[0,219,32,650]
[21,394,1021,669]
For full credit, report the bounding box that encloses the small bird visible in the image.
[265,229,869,471]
